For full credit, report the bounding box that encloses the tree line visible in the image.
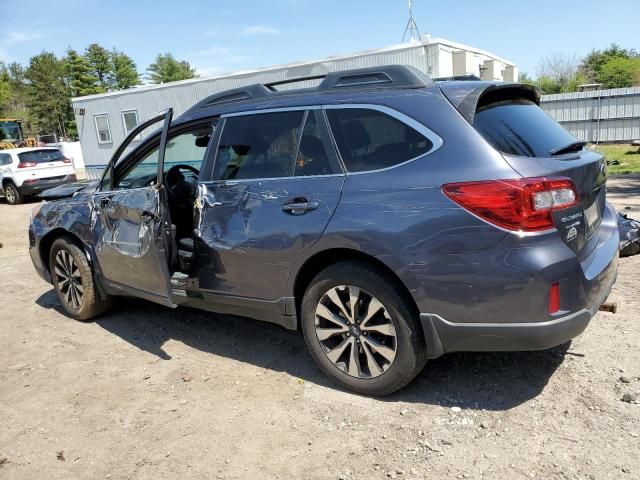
[519,44,640,94]
[0,43,197,139]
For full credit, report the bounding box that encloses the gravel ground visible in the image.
[0,178,639,480]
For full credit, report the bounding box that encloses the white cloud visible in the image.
[240,25,280,36]
[5,29,46,45]
[188,45,252,76]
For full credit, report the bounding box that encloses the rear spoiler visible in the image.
[439,81,541,124]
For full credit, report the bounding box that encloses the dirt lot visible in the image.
[1,178,639,480]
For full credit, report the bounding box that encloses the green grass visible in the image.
[591,144,640,174]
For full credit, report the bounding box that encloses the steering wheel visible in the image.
[165,164,200,210]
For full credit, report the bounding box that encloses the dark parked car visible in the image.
[29,66,619,395]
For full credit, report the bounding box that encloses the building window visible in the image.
[94,114,112,144]
[121,110,140,140]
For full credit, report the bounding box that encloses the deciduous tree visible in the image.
[25,52,73,138]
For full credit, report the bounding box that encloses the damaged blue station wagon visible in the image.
[29,66,619,395]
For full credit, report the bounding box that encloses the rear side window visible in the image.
[0,153,12,165]
[474,99,578,157]
[295,111,340,177]
[17,150,65,163]
[326,108,433,172]
[213,111,304,180]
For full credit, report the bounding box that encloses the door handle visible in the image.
[282,200,319,215]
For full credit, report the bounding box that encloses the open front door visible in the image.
[91,109,176,307]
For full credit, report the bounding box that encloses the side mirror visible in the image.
[195,135,210,148]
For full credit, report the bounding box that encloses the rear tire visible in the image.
[301,261,427,396]
[4,183,23,205]
[49,237,110,321]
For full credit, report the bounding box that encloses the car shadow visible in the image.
[35,289,570,411]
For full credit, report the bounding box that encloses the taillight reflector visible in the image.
[63,157,72,164]
[442,177,580,232]
[548,282,561,314]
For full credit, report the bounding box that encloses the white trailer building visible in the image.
[72,35,517,178]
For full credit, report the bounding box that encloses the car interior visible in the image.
[109,126,212,275]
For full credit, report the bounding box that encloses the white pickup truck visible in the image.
[0,147,76,204]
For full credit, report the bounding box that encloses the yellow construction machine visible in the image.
[0,119,36,149]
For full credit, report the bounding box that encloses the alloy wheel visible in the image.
[314,285,397,378]
[54,250,84,309]
[5,186,15,203]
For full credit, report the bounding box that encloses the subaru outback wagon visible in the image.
[29,66,619,395]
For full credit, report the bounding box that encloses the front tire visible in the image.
[49,237,110,321]
[4,183,23,205]
[301,261,427,396]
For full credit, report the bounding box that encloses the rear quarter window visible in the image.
[326,108,434,172]
[473,99,578,157]
[18,150,65,163]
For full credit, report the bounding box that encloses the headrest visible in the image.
[299,135,325,157]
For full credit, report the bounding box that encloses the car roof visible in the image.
[2,147,60,154]
[173,65,514,128]
[175,65,437,124]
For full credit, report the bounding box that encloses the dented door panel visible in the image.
[92,186,174,305]
[194,176,344,301]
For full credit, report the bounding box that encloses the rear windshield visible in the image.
[474,99,578,157]
[18,149,65,163]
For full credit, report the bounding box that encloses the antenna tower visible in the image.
[402,0,421,42]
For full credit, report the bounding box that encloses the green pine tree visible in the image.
[64,48,102,97]
[111,49,141,90]
[147,53,197,84]
[85,43,113,91]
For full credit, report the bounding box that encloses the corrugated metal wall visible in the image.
[541,87,640,143]
[74,44,437,177]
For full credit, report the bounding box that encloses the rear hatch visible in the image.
[16,149,74,183]
[440,82,608,260]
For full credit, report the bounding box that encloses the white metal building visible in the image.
[540,86,640,143]
[71,35,518,178]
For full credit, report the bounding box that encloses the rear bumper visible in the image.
[19,175,76,196]
[420,250,618,358]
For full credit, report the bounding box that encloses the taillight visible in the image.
[18,161,37,168]
[63,157,72,164]
[442,177,580,232]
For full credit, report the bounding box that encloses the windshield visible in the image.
[18,149,65,163]
[473,99,579,157]
[0,121,23,142]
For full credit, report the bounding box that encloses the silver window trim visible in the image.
[93,113,112,144]
[221,105,321,118]
[210,103,443,182]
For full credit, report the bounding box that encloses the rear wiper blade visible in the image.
[548,141,587,156]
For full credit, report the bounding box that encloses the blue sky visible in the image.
[1,0,638,79]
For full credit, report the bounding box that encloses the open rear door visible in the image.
[91,109,177,307]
